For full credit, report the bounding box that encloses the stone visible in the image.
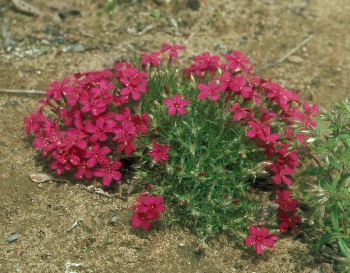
[7,234,18,243]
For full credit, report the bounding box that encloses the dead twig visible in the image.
[11,0,44,17]
[254,35,313,74]
[66,219,82,233]
[0,88,46,95]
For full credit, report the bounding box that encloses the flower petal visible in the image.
[168,107,177,115]
[131,212,142,228]
[260,227,270,237]
[255,242,265,254]
[249,225,259,236]
[245,236,256,246]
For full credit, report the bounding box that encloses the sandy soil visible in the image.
[0,0,349,272]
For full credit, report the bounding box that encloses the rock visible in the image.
[3,100,20,107]
[7,234,18,243]
[288,55,303,64]
[239,36,248,44]
[110,216,119,225]
[61,44,85,53]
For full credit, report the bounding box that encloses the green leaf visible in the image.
[316,233,339,253]
[295,166,325,177]
[329,158,342,170]
[338,238,350,258]
[330,205,340,231]
[316,120,322,137]
[326,137,338,151]
[343,149,350,161]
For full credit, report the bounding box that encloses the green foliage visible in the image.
[298,99,350,269]
[133,66,269,240]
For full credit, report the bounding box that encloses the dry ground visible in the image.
[0,0,349,272]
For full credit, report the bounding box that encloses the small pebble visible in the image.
[288,55,303,63]
[37,183,43,188]
[7,234,18,243]
[3,101,20,107]
[110,216,119,224]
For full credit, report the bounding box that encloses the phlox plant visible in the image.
[24,43,318,254]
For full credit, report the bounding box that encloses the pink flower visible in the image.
[278,211,302,232]
[225,51,251,72]
[197,82,225,102]
[81,97,107,116]
[131,195,165,230]
[131,212,153,230]
[275,190,299,212]
[94,158,123,186]
[245,226,278,254]
[160,43,186,58]
[69,154,94,180]
[46,78,73,101]
[164,94,190,115]
[85,117,108,143]
[148,142,170,162]
[120,78,147,101]
[135,196,165,218]
[229,103,250,121]
[269,163,294,185]
[84,143,111,168]
[23,109,45,135]
[141,52,165,66]
[193,52,221,74]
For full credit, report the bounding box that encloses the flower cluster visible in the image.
[25,43,318,255]
[275,190,301,232]
[24,65,151,186]
[131,194,165,230]
[245,225,278,254]
[182,48,318,254]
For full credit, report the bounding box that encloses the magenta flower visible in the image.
[131,211,153,230]
[46,78,73,101]
[23,109,45,135]
[120,78,146,101]
[160,43,186,58]
[85,117,108,143]
[141,52,165,66]
[193,52,221,74]
[229,103,250,121]
[197,82,225,102]
[214,71,233,90]
[134,196,165,219]
[69,154,94,180]
[148,142,170,162]
[275,190,299,212]
[94,158,123,186]
[224,50,251,72]
[84,143,111,168]
[164,94,190,115]
[131,195,165,230]
[278,211,302,232]
[80,97,107,116]
[245,226,278,254]
[269,163,294,185]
